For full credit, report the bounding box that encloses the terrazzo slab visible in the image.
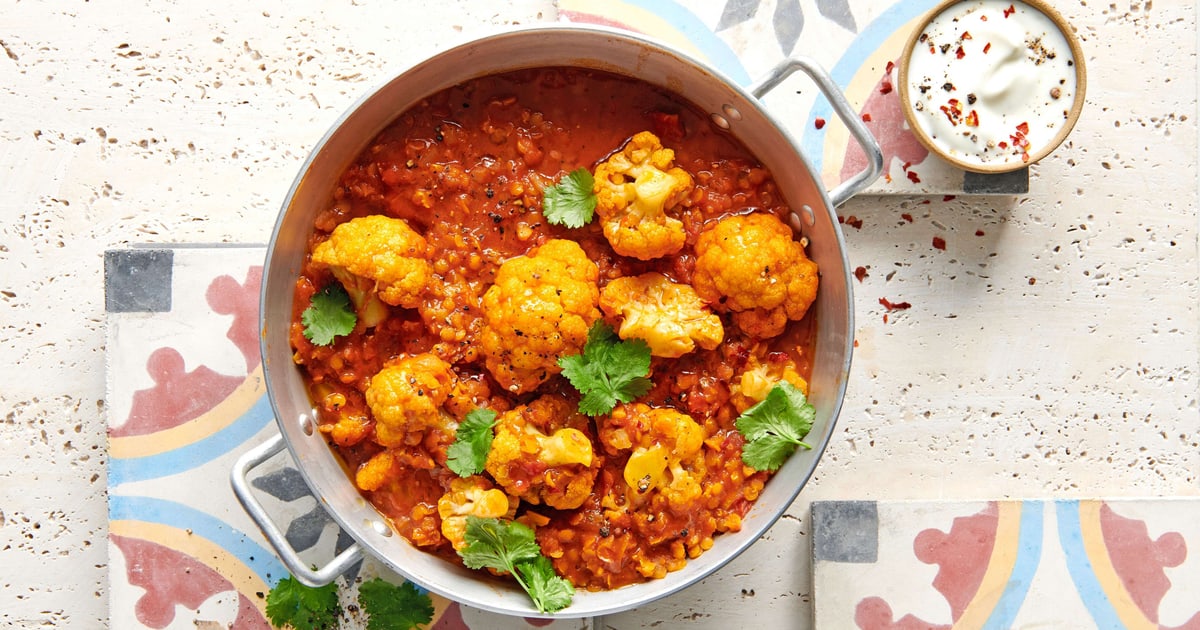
[104,245,588,629]
[812,499,1200,629]
[556,0,1030,196]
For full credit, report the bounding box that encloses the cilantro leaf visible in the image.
[301,284,357,346]
[542,168,597,229]
[735,382,815,472]
[460,516,542,572]
[446,408,498,477]
[459,516,574,613]
[264,575,341,630]
[558,321,653,416]
[515,555,575,613]
[357,578,434,630]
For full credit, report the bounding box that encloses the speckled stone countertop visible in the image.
[0,1,1196,627]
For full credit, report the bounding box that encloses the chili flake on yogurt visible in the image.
[903,0,1080,169]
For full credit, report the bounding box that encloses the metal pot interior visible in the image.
[259,24,853,618]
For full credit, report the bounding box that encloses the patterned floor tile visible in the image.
[812,499,1200,629]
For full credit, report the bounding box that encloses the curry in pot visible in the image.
[289,67,819,607]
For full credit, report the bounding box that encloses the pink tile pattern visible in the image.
[813,499,1200,629]
[105,246,587,629]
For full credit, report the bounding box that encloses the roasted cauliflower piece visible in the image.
[365,353,456,447]
[311,215,432,325]
[692,212,818,339]
[437,476,515,550]
[730,348,810,413]
[599,403,706,513]
[479,239,600,394]
[599,272,723,358]
[484,394,599,510]
[355,450,396,492]
[593,131,694,260]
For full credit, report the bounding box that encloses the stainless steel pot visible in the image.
[232,24,882,619]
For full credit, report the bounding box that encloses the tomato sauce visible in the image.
[289,67,817,590]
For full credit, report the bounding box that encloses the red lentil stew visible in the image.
[290,67,820,593]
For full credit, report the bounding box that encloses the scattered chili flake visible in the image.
[885,60,895,74]
[984,42,992,54]
[943,195,956,202]
[999,141,1009,149]
[955,46,966,59]
[961,31,972,40]
[845,215,863,229]
[1028,277,1037,285]
[901,213,914,223]
[879,80,893,95]
[853,339,860,348]
[879,297,912,311]
[965,110,979,127]
[1016,121,1030,135]
[932,236,947,250]
[907,170,921,184]
[883,314,889,324]
[1004,4,1016,18]
[920,199,931,205]
[814,117,826,130]
[861,113,873,122]
[975,229,985,236]
[854,266,869,282]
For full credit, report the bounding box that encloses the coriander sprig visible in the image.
[300,283,357,346]
[446,408,498,477]
[542,168,597,229]
[558,320,653,416]
[735,382,815,472]
[459,516,574,613]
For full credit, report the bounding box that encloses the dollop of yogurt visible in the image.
[905,0,1079,169]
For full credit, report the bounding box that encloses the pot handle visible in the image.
[749,57,884,207]
[230,432,364,587]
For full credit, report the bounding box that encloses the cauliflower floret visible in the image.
[599,272,724,358]
[437,476,515,550]
[312,215,432,325]
[692,212,819,339]
[485,394,599,510]
[593,131,694,260]
[730,348,810,413]
[599,403,706,513]
[365,353,456,447]
[355,450,396,492]
[480,239,600,394]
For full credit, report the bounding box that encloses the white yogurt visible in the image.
[904,0,1079,169]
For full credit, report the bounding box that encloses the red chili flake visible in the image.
[885,173,893,183]
[932,236,947,250]
[955,46,966,59]
[907,170,921,184]
[845,215,864,229]
[814,117,826,129]
[940,98,964,125]
[879,297,912,311]
[962,31,973,40]
[1004,4,1016,18]
[854,266,869,282]
[901,213,914,223]
[902,161,913,171]
[984,42,992,54]
[975,229,986,236]
[886,60,895,74]
[1028,277,1037,285]
[943,195,956,202]
[861,113,873,122]
[883,314,889,324]
[999,141,1009,149]
[853,339,860,348]
[981,15,989,21]
[965,110,979,127]
[920,199,932,205]
[880,80,894,95]
[1016,121,1030,135]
